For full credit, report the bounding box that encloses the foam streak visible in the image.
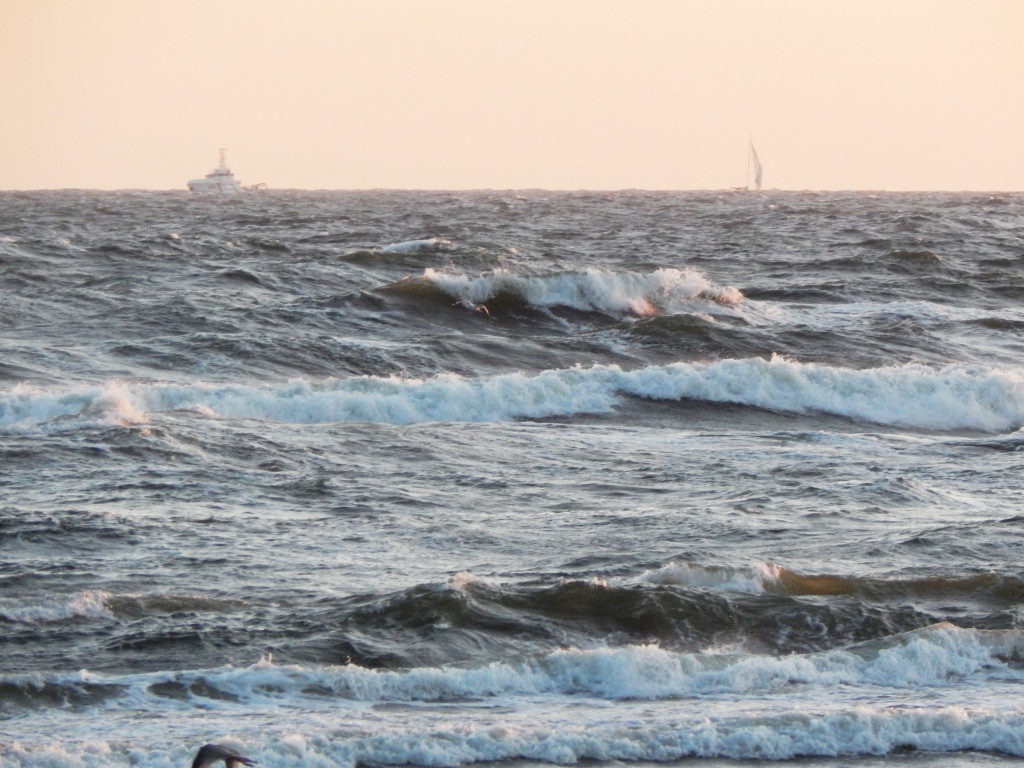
[4,358,1023,433]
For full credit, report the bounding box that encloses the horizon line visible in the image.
[2,186,1022,194]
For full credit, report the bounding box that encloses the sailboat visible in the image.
[733,139,763,192]
[748,140,763,191]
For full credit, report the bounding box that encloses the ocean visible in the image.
[2,189,1024,768]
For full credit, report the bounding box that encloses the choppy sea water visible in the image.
[2,189,1024,768]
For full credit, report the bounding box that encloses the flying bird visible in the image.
[191,745,257,768]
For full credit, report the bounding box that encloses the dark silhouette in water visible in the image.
[191,745,256,768]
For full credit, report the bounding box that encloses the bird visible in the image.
[191,745,257,768]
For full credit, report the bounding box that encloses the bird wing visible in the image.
[191,745,256,768]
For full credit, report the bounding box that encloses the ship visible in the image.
[187,149,265,193]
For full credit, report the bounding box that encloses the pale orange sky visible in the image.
[1,0,1022,190]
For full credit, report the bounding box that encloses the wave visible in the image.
[387,266,742,317]
[180,625,1024,698]
[0,592,250,650]
[8,572,1012,680]
[380,237,453,254]
[0,591,114,625]
[2,624,1022,714]
[644,561,784,593]
[7,707,1024,768]
[4,358,1024,433]
[0,589,248,627]
[645,560,1024,603]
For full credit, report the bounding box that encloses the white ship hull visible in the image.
[187,170,243,194]
[187,149,262,193]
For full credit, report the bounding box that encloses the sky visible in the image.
[1,0,1022,191]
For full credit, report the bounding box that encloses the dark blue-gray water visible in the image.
[3,190,1024,768]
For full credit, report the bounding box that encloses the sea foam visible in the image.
[4,628,1024,768]
[381,238,453,254]
[7,707,1024,768]
[6,625,1019,707]
[420,266,743,316]
[4,358,1024,433]
[0,591,114,625]
[643,561,782,593]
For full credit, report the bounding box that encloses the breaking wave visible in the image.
[4,625,1024,763]
[4,357,1024,433]
[7,708,1024,767]
[0,591,114,625]
[395,266,742,317]
[2,624,1022,708]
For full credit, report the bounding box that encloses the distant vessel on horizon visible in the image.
[732,139,763,192]
[187,149,265,193]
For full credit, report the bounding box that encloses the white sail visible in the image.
[750,143,763,190]
[732,140,764,192]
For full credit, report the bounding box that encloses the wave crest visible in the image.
[0,591,113,625]
[5,358,1023,433]
[418,266,742,317]
[3,624,1020,710]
